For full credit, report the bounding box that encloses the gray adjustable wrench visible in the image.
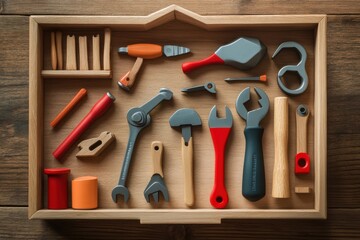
[272,41,308,95]
[112,88,173,203]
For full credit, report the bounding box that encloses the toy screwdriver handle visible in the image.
[126,44,163,59]
[52,92,115,160]
[242,127,265,202]
[182,53,224,73]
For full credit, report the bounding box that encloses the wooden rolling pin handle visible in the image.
[272,97,290,198]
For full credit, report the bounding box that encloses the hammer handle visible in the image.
[182,137,194,207]
[272,97,290,198]
[118,57,143,90]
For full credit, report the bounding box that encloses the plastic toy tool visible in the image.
[182,37,266,73]
[208,106,233,209]
[118,44,190,91]
[236,87,269,202]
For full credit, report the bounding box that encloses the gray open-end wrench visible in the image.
[272,41,308,95]
[236,87,269,202]
[112,88,173,203]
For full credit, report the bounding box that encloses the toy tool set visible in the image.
[29,6,327,222]
[44,35,314,209]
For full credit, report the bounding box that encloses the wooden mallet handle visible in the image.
[272,97,290,198]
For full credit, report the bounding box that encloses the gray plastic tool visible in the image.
[272,41,308,95]
[144,141,169,203]
[112,88,173,203]
[169,108,202,207]
[182,37,267,73]
[181,82,216,94]
[236,87,269,202]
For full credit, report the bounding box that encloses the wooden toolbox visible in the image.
[29,5,327,223]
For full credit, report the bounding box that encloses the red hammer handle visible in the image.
[53,92,115,161]
[182,53,224,74]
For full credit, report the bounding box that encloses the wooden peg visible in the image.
[55,31,63,70]
[103,28,111,70]
[66,35,77,70]
[295,187,311,194]
[76,131,115,158]
[51,32,57,70]
[92,34,101,70]
[79,36,89,70]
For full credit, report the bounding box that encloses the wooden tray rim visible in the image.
[28,5,327,223]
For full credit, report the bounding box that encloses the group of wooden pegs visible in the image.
[50,28,111,71]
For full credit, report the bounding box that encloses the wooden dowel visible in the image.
[92,34,101,70]
[55,31,63,70]
[51,32,57,70]
[78,36,89,70]
[272,97,290,198]
[103,28,111,70]
[66,35,77,70]
[50,88,87,128]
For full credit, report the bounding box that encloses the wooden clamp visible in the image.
[77,131,115,158]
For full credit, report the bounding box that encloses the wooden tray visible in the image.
[29,5,327,223]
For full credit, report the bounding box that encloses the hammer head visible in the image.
[169,108,202,144]
[216,37,267,70]
[169,108,202,128]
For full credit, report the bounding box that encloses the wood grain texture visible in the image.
[1,1,360,15]
[0,4,359,239]
[0,16,29,206]
[1,207,360,239]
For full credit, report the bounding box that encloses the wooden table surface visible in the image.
[0,1,359,239]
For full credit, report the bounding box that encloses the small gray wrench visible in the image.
[112,88,173,203]
[143,141,169,203]
[272,41,308,95]
[181,82,216,94]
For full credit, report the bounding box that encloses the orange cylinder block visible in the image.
[72,176,98,209]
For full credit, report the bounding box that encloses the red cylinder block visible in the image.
[44,168,71,209]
